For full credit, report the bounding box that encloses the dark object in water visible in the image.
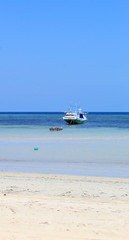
[49,127,63,131]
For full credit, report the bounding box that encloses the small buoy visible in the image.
[34,147,38,151]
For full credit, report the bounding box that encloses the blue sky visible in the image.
[0,0,129,112]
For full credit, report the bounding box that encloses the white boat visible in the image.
[63,107,87,124]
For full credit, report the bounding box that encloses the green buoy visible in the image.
[34,147,38,151]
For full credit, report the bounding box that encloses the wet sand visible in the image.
[0,172,129,240]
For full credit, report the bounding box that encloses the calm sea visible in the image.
[0,112,129,178]
[0,112,129,128]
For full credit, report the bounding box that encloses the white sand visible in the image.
[0,172,129,240]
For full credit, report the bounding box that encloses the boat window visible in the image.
[66,113,74,116]
[80,114,83,118]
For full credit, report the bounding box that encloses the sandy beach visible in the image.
[0,172,129,240]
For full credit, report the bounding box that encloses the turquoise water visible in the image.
[0,112,129,177]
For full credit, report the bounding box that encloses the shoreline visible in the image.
[1,170,129,180]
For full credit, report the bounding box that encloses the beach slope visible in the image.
[0,172,129,240]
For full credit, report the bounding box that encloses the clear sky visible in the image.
[0,0,129,112]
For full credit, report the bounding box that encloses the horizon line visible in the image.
[0,111,129,114]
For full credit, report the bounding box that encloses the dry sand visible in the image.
[0,172,129,240]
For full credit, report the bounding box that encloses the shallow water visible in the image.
[0,112,129,177]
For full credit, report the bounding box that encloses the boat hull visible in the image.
[64,119,85,124]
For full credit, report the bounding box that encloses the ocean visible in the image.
[0,112,129,178]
